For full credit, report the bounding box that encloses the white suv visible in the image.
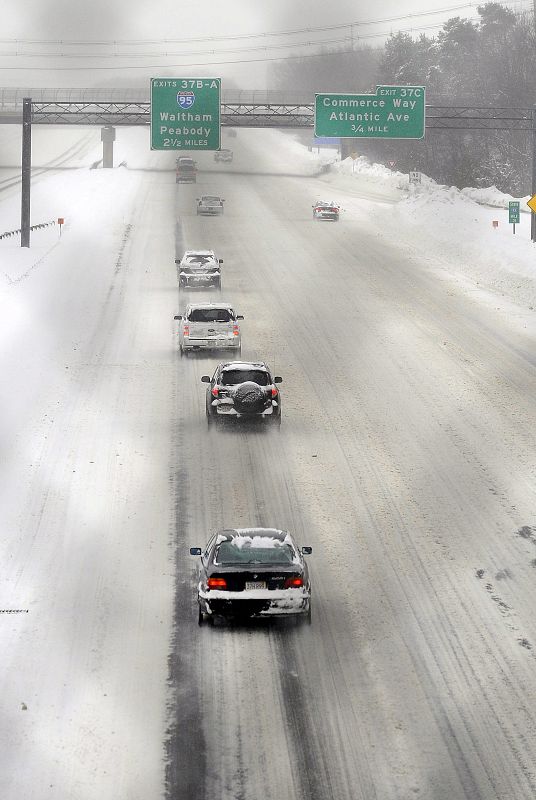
[175,250,222,289]
[174,303,243,356]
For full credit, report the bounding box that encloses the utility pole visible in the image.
[532,2,536,241]
[533,107,536,243]
[20,98,31,248]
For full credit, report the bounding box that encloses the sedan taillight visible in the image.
[207,577,227,589]
[271,387,279,398]
[284,576,304,589]
[183,324,189,336]
[211,385,219,397]
[233,325,239,336]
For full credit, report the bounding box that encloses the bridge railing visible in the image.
[0,87,320,108]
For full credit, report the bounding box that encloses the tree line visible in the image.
[270,3,536,194]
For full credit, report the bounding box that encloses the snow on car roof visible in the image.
[182,252,218,262]
[186,302,233,311]
[221,361,267,370]
[218,528,293,544]
[215,529,299,561]
[183,249,215,256]
[232,527,286,538]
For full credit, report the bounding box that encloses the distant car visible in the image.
[196,195,225,216]
[214,149,233,163]
[313,201,339,221]
[174,302,243,355]
[176,250,222,289]
[176,157,197,183]
[201,360,282,425]
[190,527,312,625]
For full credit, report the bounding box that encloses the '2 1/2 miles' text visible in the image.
[164,139,208,147]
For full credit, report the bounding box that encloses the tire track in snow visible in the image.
[166,200,207,800]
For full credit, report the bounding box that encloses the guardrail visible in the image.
[0,219,56,240]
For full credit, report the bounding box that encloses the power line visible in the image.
[0,16,493,63]
[0,0,529,48]
[0,2,530,70]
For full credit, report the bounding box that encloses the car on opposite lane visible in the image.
[174,302,243,356]
[190,527,312,625]
[196,195,225,216]
[214,149,233,163]
[176,250,222,290]
[202,360,282,425]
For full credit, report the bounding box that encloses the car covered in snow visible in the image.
[312,201,340,221]
[201,360,282,425]
[196,195,225,216]
[190,527,312,625]
[214,149,233,163]
[176,250,222,290]
[174,302,243,355]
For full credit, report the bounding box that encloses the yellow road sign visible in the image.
[527,194,536,213]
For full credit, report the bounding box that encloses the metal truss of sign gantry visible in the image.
[25,101,535,132]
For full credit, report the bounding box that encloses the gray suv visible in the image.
[202,361,282,425]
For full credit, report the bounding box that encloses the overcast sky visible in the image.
[0,0,530,89]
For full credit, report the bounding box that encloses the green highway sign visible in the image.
[150,77,221,151]
[315,85,425,139]
[508,201,520,224]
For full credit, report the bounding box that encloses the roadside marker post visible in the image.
[527,194,536,241]
[508,201,520,234]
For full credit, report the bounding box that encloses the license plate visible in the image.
[245,581,266,591]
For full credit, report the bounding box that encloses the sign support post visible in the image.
[21,98,31,248]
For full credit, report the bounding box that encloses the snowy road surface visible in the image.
[0,127,535,800]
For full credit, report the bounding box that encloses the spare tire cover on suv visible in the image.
[231,381,265,414]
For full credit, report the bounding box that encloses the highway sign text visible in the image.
[150,78,221,151]
[508,201,520,224]
[315,86,425,139]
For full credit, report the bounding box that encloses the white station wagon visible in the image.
[174,302,244,356]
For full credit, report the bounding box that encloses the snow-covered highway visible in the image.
[1,126,536,800]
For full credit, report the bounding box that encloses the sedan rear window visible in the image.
[221,370,269,386]
[184,254,215,264]
[215,541,295,565]
[188,308,232,323]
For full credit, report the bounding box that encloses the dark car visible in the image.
[190,527,312,625]
[201,360,282,425]
[176,157,197,183]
